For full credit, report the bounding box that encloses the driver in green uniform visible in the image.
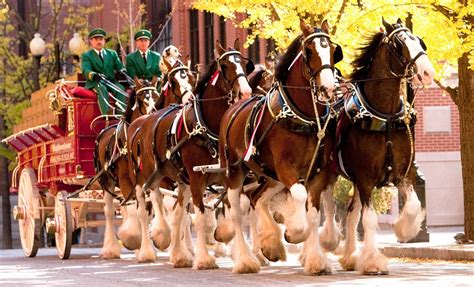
[81,28,128,115]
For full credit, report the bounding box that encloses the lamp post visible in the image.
[68,32,84,69]
[29,33,46,91]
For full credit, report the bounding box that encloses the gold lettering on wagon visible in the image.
[50,152,74,163]
[51,142,72,153]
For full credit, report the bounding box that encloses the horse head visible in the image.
[298,19,340,102]
[381,18,434,86]
[163,57,195,104]
[214,38,253,100]
[132,76,160,115]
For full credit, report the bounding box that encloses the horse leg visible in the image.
[228,171,260,273]
[191,178,218,270]
[214,202,235,243]
[184,213,195,256]
[150,186,171,251]
[339,187,362,271]
[99,191,121,259]
[248,206,269,266]
[213,208,229,257]
[169,183,193,267]
[135,185,156,262]
[282,183,310,243]
[394,178,425,242]
[117,203,142,251]
[319,184,342,252]
[299,178,334,275]
[356,199,388,275]
[254,182,286,263]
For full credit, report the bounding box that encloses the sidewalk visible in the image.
[377,225,474,261]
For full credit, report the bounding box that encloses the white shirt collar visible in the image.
[94,48,105,55]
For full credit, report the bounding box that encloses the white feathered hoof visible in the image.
[214,219,235,243]
[394,208,425,243]
[99,246,121,260]
[284,228,309,244]
[260,233,286,262]
[193,254,219,270]
[232,254,261,274]
[356,251,389,275]
[137,247,156,263]
[303,252,334,276]
[151,228,171,251]
[171,250,194,268]
[319,225,342,252]
[339,252,359,271]
[118,228,142,251]
[256,251,270,266]
[213,243,227,258]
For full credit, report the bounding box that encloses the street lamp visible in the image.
[68,32,84,61]
[29,33,46,91]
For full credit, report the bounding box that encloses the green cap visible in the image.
[88,28,107,39]
[134,29,152,40]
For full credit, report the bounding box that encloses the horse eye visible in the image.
[305,48,312,56]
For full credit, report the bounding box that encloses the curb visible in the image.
[382,245,474,261]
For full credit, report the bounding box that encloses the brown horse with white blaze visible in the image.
[321,18,434,275]
[125,39,253,268]
[219,20,341,274]
[94,77,160,259]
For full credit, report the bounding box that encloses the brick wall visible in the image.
[414,87,460,152]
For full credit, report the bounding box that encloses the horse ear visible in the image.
[216,40,226,56]
[382,17,392,32]
[397,18,403,25]
[234,38,241,52]
[321,19,330,34]
[300,19,312,36]
[134,76,140,87]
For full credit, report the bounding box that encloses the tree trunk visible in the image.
[0,115,13,249]
[457,52,474,240]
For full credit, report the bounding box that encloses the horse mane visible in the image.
[123,89,136,122]
[194,60,218,96]
[248,68,266,90]
[275,34,303,82]
[350,32,385,85]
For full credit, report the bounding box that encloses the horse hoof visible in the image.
[261,242,286,262]
[365,270,389,276]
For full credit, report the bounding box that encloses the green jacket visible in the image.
[81,48,125,89]
[126,50,162,80]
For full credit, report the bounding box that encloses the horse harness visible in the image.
[224,81,335,183]
[336,27,422,187]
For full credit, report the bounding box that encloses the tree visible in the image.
[193,0,474,239]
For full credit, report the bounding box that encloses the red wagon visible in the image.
[3,79,119,259]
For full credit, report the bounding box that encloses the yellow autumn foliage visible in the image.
[193,0,473,79]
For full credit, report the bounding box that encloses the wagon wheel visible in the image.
[54,190,73,259]
[16,168,42,258]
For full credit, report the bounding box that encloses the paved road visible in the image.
[0,247,473,286]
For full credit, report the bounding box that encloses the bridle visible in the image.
[382,26,427,78]
[216,50,250,100]
[167,64,194,103]
[134,82,159,114]
[301,31,335,78]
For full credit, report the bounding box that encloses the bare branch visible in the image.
[332,0,348,36]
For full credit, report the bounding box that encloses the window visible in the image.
[189,9,200,68]
[219,16,226,47]
[248,31,260,63]
[153,0,172,53]
[204,12,214,64]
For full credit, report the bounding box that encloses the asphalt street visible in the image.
[1,247,473,286]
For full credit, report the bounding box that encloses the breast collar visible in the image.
[267,82,330,125]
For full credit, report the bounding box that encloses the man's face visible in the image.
[136,38,150,52]
[90,36,105,50]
